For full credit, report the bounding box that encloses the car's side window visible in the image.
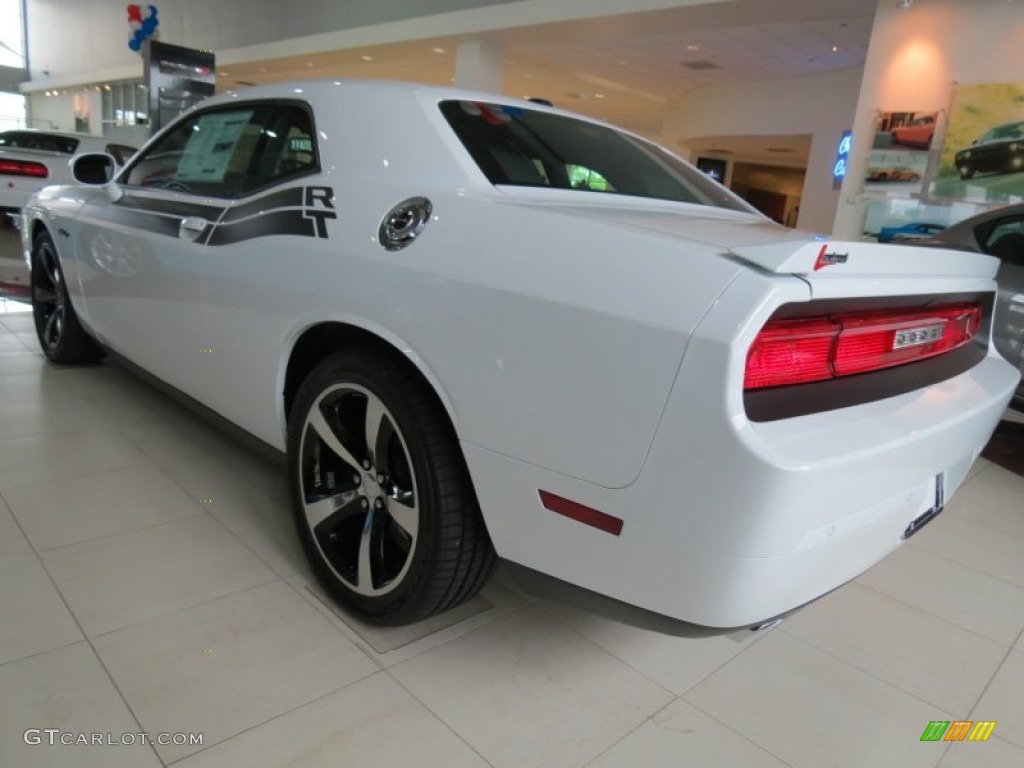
[122,103,317,198]
[985,217,1024,266]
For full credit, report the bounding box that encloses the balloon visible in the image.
[127,4,142,22]
[128,38,141,51]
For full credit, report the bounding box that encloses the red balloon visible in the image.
[127,4,142,22]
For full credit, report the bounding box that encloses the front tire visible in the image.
[288,349,495,625]
[31,231,103,364]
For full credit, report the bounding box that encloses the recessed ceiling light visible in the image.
[594,93,605,99]
[306,62,315,68]
[433,47,446,54]
[831,45,839,53]
[686,44,700,51]
[219,71,228,76]
[361,55,374,61]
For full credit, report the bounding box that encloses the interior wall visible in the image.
[24,0,517,80]
[662,66,864,235]
[832,0,1024,239]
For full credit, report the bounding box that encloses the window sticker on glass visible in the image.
[174,110,254,183]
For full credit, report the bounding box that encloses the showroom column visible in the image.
[454,39,505,94]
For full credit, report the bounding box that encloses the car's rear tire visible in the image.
[288,349,495,625]
[31,231,104,364]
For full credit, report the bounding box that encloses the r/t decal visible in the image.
[304,186,337,238]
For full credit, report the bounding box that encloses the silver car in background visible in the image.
[925,203,1024,407]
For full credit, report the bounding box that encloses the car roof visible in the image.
[192,78,600,129]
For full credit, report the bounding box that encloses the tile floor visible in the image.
[1,301,1023,766]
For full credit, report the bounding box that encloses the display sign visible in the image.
[143,40,216,136]
[833,131,852,183]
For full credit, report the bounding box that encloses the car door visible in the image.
[72,105,281,399]
[180,102,327,431]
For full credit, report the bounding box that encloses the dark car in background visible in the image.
[923,203,1024,406]
[954,121,1024,180]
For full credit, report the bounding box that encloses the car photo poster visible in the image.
[932,82,1024,202]
[865,111,936,193]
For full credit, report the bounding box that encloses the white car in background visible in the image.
[1,130,137,221]
[19,80,1020,628]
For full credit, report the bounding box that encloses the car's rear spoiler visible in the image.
[730,240,999,279]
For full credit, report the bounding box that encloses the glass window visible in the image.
[0,0,25,68]
[985,215,1024,266]
[123,103,317,198]
[440,100,755,213]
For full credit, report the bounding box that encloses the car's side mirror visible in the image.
[72,153,117,185]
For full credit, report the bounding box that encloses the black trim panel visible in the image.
[745,292,994,422]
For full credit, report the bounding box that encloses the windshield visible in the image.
[440,100,755,213]
[981,122,1024,142]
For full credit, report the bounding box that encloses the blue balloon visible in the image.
[128,38,141,51]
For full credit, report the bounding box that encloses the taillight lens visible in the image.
[745,304,981,390]
[0,159,49,178]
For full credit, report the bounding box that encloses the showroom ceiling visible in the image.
[215,0,878,137]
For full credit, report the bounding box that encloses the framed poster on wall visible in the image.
[930,82,1024,203]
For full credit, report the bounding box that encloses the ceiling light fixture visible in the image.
[831,45,839,52]
[433,47,446,54]
[361,55,374,61]
[685,44,700,51]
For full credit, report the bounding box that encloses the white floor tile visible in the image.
[162,457,305,578]
[588,698,787,768]
[685,631,951,768]
[2,464,205,551]
[0,389,108,440]
[938,736,1024,767]
[783,582,1007,714]
[857,546,1024,646]
[0,551,82,664]
[289,566,530,667]
[971,650,1024,750]
[390,603,673,768]
[0,428,150,490]
[0,642,161,768]
[542,601,761,696]
[41,515,277,636]
[949,464,1024,542]
[92,581,379,762]
[174,672,486,768]
[0,497,29,556]
[910,516,1024,589]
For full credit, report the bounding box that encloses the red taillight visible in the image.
[745,304,981,390]
[0,159,49,178]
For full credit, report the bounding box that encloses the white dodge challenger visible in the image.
[21,80,1020,628]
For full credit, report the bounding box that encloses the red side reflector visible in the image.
[745,304,981,390]
[538,490,623,536]
[0,159,48,178]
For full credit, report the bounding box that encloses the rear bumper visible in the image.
[466,273,1020,628]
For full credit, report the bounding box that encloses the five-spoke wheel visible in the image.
[31,231,103,364]
[288,350,494,624]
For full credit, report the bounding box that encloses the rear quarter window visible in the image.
[439,99,753,213]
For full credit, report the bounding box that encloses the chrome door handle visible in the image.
[179,216,208,241]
